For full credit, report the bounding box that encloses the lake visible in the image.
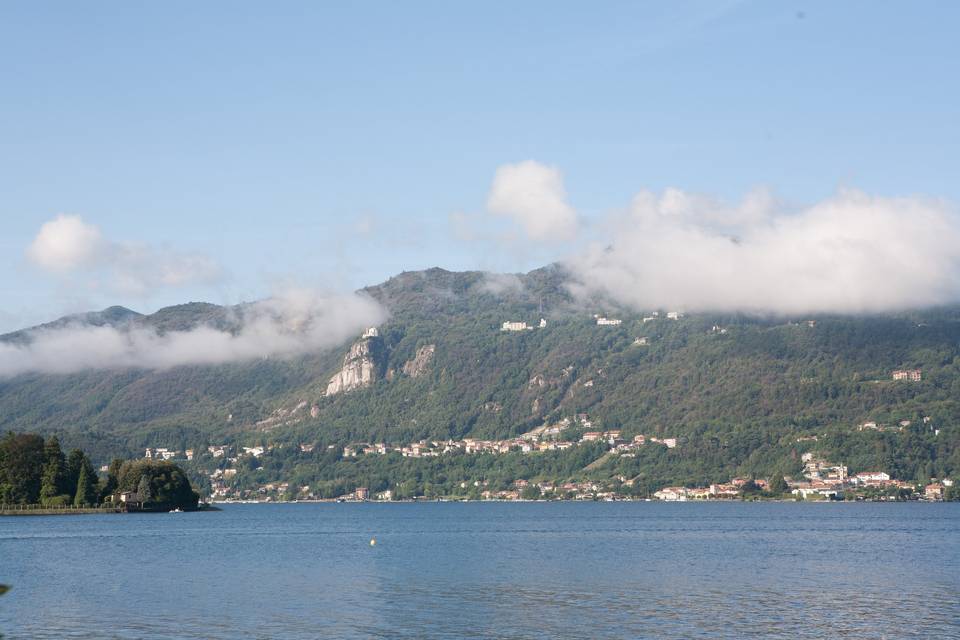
[1,502,958,639]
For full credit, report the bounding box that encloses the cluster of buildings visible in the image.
[784,452,860,499]
[577,428,677,455]
[144,447,194,461]
[208,467,239,499]
[481,479,611,501]
[341,421,678,460]
[649,450,956,502]
[781,452,943,500]
[502,311,687,332]
[141,444,280,500]
[344,436,572,458]
[207,445,230,458]
[654,477,769,501]
[143,444,271,463]
[642,311,683,322]
[501,318,547,331]
[857,419,915,433]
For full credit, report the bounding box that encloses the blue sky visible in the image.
[1,1,958,331]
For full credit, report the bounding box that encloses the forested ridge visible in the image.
[1,266,959,491]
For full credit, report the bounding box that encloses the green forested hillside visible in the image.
[1,265,959,489]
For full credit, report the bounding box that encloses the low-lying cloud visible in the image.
[0,289,386,377]
[477,272,525,296]
[565,187,960,314]
[27,214,223,296]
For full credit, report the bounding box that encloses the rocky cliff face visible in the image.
[325,333,382,396]
[402,344,435,378]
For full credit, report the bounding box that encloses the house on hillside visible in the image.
[892,369,922,381]
[852,471,891,485]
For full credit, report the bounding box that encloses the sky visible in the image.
[1,1,959,334]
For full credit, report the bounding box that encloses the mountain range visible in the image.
[1,265,958,485]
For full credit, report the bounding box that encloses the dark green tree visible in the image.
[136,474,152,504]
[520,484,542,500]
[64,449,86,500]
[73,455,97,506]
[39,437,68,506]
[0,432,45,504]
[99,459,124,502]
[768,474,788,495]
[738,479,762,497]
[118,460,199,510]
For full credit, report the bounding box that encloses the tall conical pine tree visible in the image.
[39,437,66,505]
[73,456,97,507]
[136,473,152,505]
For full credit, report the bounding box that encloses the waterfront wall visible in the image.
[0,504,122,516]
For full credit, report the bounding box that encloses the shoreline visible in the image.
[0,506,124,517]
[0,504,220,517]
[3,500,946,515]
[211,497,945,505]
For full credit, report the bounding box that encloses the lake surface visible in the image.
[1,502,958,639]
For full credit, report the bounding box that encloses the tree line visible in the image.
[0,432,199,510]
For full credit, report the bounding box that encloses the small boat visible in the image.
[169,508,183,513]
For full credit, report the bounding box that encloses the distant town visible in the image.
[130,313,947,503]
[140,408,952,504]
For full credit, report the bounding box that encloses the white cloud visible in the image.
[487,160,579,242]
[27,214,105,272]
[0,290,386,377]
[26,214,223,295]
[566,188,960,315]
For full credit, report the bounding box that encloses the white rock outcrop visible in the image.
[326,335,380,396]
[401,344,435,378]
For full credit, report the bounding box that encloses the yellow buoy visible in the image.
[370,538,376,546]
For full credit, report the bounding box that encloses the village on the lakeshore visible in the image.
[142,409,952,504]
[131,313,952,504]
